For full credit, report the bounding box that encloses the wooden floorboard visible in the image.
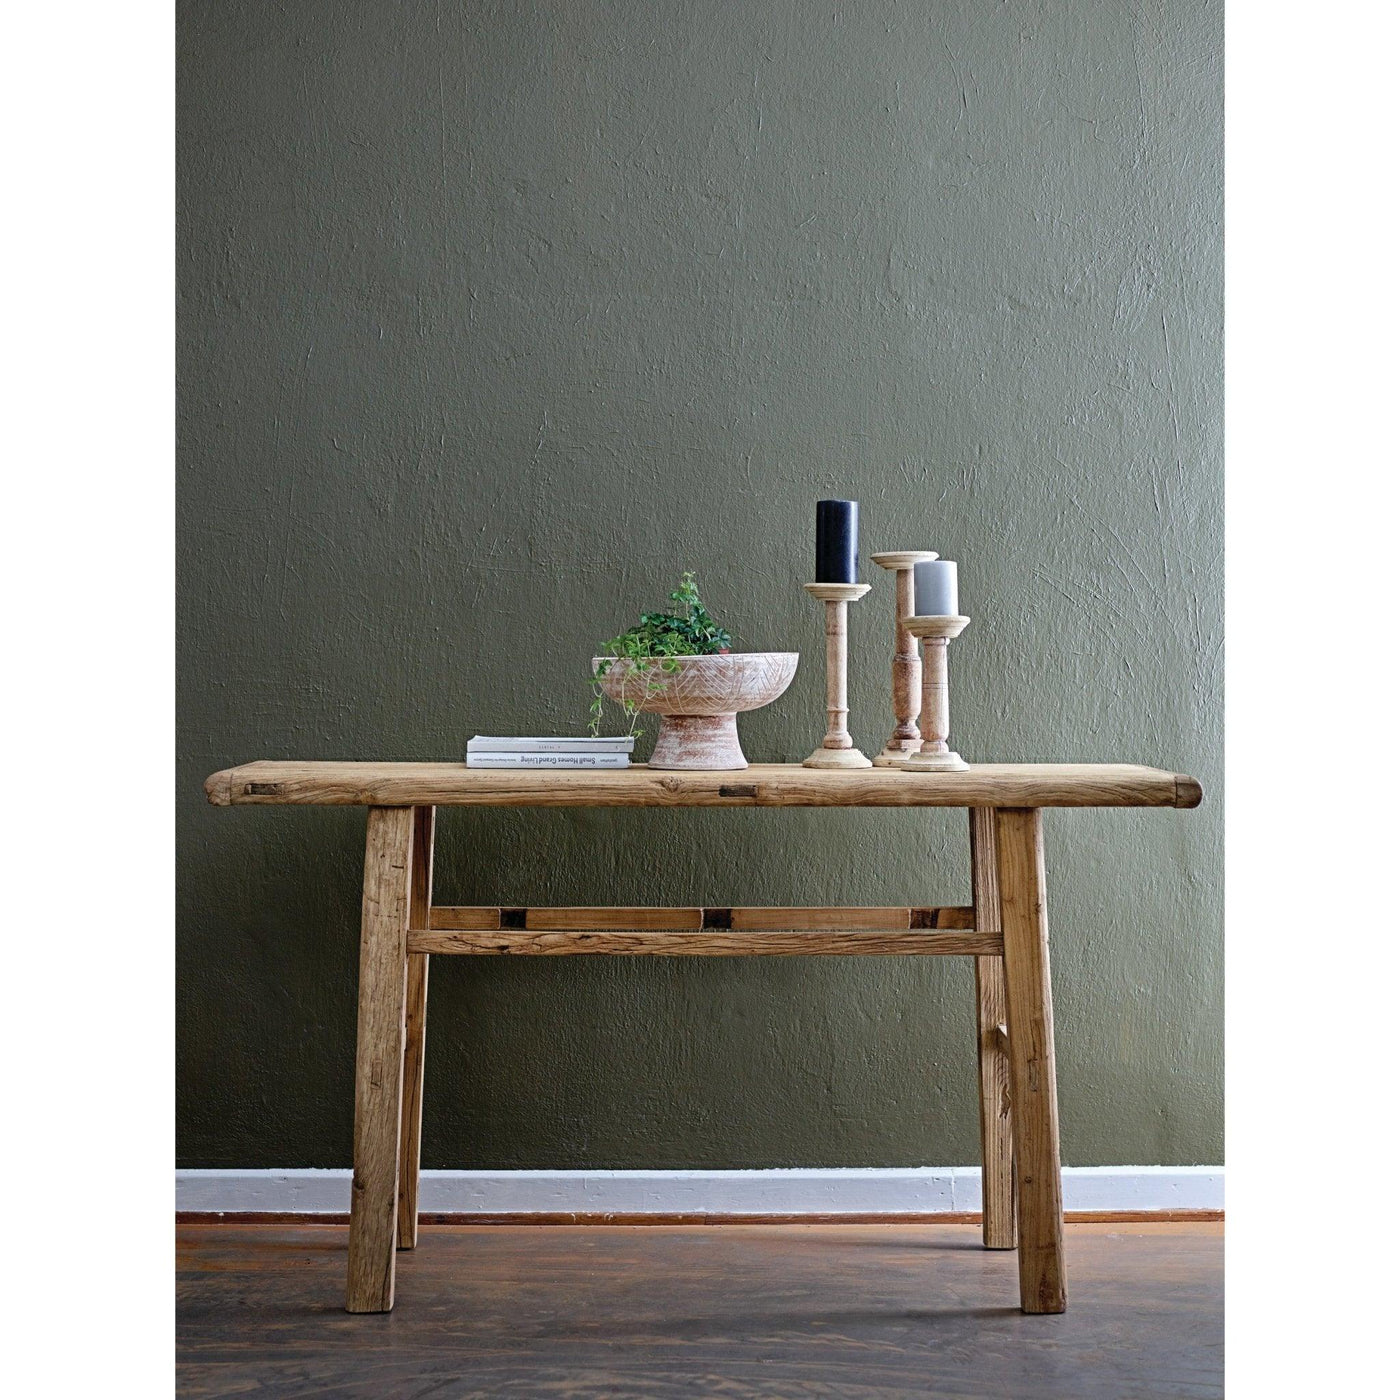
[176,1221,1223,1399]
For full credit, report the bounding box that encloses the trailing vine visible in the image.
[589,572,733,737]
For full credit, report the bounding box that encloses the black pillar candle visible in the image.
[815,499,859,583]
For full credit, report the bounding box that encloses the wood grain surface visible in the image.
[871,553,929,762]
[204,760,1204,809]
[426,905,977,932]
[395,806,434,1251]
[344,808,414,1312]
[996,807,1067,1314]
[970,807,1016,1251]
[177,1221,1223,1399]
[407,927,1002,956]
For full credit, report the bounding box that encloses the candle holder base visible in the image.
[873,741,923,767]
[900,748,969,773]
[803,745,873,770]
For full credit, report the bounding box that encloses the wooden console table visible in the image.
[204,760,1203,1315]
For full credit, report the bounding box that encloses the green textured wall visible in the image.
[178,0,1222,1169]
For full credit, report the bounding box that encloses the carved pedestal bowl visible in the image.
[593,653,799,770]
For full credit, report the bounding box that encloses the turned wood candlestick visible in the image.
[901,614,971,772]
[802,582,872,769]
[870,551,939,767]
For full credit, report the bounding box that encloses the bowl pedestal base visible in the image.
[649,713,747,770]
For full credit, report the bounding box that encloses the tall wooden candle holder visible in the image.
[802,582,872,769]
[870,551,939,767]
[901,614,971,772]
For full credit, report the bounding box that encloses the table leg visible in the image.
[346,806,415,1313]
[994,806,1066,1314]
[969,808,1015,1250]
[397,805,435,1250]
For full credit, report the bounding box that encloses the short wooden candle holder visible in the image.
[802,582,872,769]
[870,551,940,767]
[901,614,971,772]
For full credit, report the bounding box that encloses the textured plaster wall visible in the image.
[178,0,1222,1169]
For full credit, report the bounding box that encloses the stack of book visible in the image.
[464,735,636,769]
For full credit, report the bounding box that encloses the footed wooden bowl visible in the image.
[593,652,799,770]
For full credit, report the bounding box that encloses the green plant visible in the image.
[589,572,733,736]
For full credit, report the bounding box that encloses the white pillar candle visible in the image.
[913,559,958,616]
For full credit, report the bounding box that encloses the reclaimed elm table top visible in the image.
[204,760,1203,810]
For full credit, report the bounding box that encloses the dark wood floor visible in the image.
[177,1221,1222,1399]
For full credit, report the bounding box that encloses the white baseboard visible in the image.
[176,1165,1223,1216]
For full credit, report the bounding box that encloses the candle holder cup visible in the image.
[870,551,939,766]
[901,614,971,772]
[802,582,872,769]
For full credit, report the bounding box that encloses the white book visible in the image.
[464,752,632,769]
[467,734,636,754]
